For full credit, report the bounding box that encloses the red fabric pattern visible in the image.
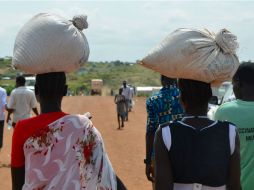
[11,112,67,167]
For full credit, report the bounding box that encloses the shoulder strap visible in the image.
[228,123,236,155]
[161,121,237,154]
[160,122,181,151]
[160,121,172,128]
[162,125,171,151]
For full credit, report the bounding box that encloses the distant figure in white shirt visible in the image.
[0,86,7,152]
[122,81,131,121]
[6,76,39,127]
[128,85,135,112]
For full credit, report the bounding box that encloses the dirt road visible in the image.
[0,96,152,190]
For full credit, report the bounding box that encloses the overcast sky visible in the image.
[1,0,254,62]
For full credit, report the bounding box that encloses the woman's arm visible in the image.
[116,175,127,190]
[154,127,173,190]
[11,121,26,190]
[6,109,13,123]
[11,166,25,190]
[114,95,117,104]
[227,131,241,190]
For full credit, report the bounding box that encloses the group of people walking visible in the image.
[2,66,253,190]
[0,11,253,190]
[114,80,134,129]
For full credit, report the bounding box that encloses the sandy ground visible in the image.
[0,96,152,190]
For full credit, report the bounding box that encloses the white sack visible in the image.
[12,13,90,74]
[140,28,239,86]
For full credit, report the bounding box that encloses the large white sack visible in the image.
[12,13,90,74]
[140,28,239,86]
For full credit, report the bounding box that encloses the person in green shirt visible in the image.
[215,62,254,190]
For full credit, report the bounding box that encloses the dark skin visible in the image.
[122,81,127,88]
[154,88,241,190]
[11,167,25,190]
[145,132,155,182]
[5,107,13,123]
[11,83,127,190]
[232,78,254,101]
[145,76,177,183]
[114,89,126,129]
[122,81,129,121]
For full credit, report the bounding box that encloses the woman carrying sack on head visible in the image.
[140,28,241,190]
[11,13,126,190]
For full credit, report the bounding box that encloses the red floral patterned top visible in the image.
[11,112,116,190]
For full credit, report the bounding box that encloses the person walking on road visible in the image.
[155,79,241,190]
[128,85,135,112]
[11,73,127,190]
[145,75,183,189]
[114,88,126,129]
[122,80,131,121]
[10,13,126,190]
[0,86,7,152]
[6,76,39,127]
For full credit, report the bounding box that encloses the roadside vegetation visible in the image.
[0,58,161,95]
[3,57,252,96]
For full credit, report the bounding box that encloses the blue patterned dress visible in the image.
[146,86,184,134]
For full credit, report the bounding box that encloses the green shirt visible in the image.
[214,99,254,190]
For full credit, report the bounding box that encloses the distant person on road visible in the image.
[0,86,7,152]
[114,88,126,129]
[11,72,126,190]
[122,80,131,121]
[111,89,114,96]
[145,75,183,189]
[128,85,135,112]
[6,76,38,128]
[215,62,254,190]
[155,79,241,190]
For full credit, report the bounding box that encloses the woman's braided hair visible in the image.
[178,79,212,108]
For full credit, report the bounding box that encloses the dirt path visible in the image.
[0,96,152,190]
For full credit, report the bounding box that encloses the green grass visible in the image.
[0,59,160,95]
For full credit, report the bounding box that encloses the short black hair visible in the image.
[16,75,26,86]
[161,75,177,86]
[178,79,212,108]
[35,72,66,99]
[233,62,254,85]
